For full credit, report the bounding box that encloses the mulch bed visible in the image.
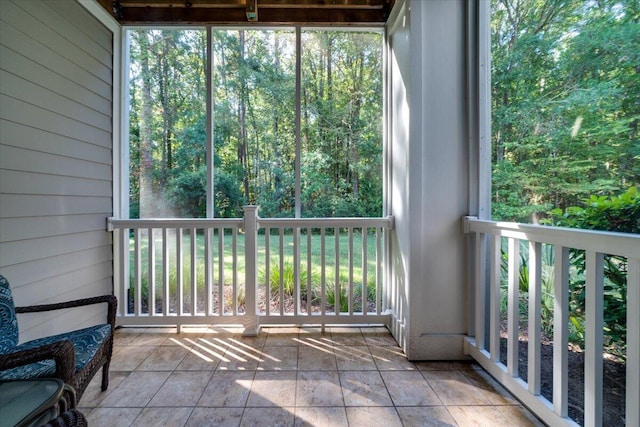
[501,338,626,426]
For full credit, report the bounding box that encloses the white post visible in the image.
[243,206,259,336]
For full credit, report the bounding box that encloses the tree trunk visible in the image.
[138,32,155,217]
[238,30,250,202]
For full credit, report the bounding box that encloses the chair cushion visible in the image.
[0,324,111,380]
[0,275,19,352]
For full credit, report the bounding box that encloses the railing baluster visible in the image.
[335,228,340,315]
[218,227,224,315]
[376,227,382,315]
[320,227,326,316]
[489,234,501,362]
[205,228,213,316]
[232,227,238,315]
[628,257,640,427]
[163,228,170,316]
[134,228,142,316]
[348,227,354,315]
[507,238,520,377]
[362,228,368,316]
[279,227,284,316]
[585,250,604,427]
[528,241,542,395]
[177,228,183,316]
[190,228,197,315]
[265,227,271,316]
[117,228,128,317]
[306,227,312,316]
[553,245,569,418]
[294,228,300,315]
[475,232,486,350]
[148,228,155,316]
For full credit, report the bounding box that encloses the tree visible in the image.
[491,0,640,222]
[129,28,383,219]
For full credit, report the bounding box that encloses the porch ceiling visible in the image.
[96,0,395,26]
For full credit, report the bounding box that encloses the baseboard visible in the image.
[406,333,470,361]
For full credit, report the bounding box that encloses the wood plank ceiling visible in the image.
[95,0,395,26]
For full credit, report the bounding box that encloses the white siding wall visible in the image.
[0,0,114,341]
[387,0,470,359]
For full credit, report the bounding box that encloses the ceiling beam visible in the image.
[97,0,393,25]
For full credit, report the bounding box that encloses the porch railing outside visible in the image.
[463,216,639,427]
[108,207,394,334]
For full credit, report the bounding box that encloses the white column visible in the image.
[243,205,259,336]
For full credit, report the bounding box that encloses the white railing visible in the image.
[108,207,393,334]
[463,216,639,427]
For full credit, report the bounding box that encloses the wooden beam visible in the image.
[103,0,394,24]
[118,0,384,7]
[117,5,389,25]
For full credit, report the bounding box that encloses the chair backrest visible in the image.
[0,275,19,352]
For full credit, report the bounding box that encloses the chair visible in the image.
[0,274,116,402]
[43,409,88,427]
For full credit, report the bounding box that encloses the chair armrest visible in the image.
[0,340,76,384]
[16,295,117,329]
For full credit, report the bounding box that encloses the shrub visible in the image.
[544,186,639,353]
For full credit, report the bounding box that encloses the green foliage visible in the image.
[545,186,640,233]
[326,286,349,313]
[500,241,553,336]
[129,28,382,219]
[544,187,640,352]
[166,167,206,218]
[260,262,311,297]
[492,0,639,354]
[491,0,640,221]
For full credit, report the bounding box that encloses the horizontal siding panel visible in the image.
[17,274,113,341]
[0,96,111,148]
[19,0,112,69]
[0,0,114,343]
[1,145,111,181]
[0,170,112,197]
[0,21,111,100]
[18,300,110,343]
[0,214,111,243]
[1,46,111,116]
[0,230,112,267]
[54,0,112,46]
[1,245,113,289]
[1,1,112,85]
[6,262,112,306]
[0,195,112,218]
[0,73,111,132]
[0,120,111,164]
[1,63,111,131]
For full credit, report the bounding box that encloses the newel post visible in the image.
[243,205,259,336]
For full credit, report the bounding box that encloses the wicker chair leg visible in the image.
[101,362,110,391]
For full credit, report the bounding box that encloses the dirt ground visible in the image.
[502,338,626,426]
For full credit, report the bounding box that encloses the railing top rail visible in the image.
[107,217,244,230]
[107,216,395,232]
[464,216,640,258]
[259,216,394,229]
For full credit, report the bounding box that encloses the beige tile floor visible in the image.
[79,326,545,427]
